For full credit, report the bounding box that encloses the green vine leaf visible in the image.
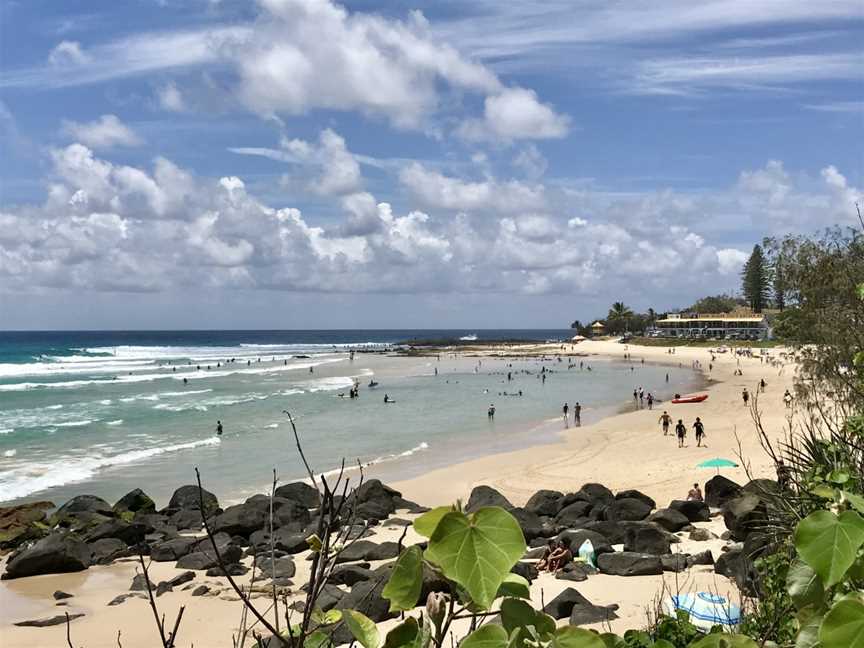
[424,507,525,610]
[786,560,825,611]
[794,510,864,586]
[500,598,556,638]
[343,610,380,648]
[496,573,531,600]
[597,633,627,648]
[795,612,823,648]
[414,506,453,538]
[549,626,605,648]
[459,624,509,648]
[311,608,343,626]
[842,491,864,515]
[382,617,424,648]
[819,597,864,648]
[305,630,332,648]
[382,545,424,612]
[688,634,760,648]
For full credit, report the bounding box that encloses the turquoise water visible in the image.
[0,331,701,507]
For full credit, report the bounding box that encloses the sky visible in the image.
[0,0,862,330]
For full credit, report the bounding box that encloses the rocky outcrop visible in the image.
[604,497,652,522]
[167,485,219,517]
[335,540,400,563]
[615,489,656,510]
[624,525,671,555]
[704,476,742,508]
[668,499,710,523]
[274,482,320,509]
[113,489,156,515]
[525,490,564,517]
[0,501,53,551]
[465,485,513,512]
[722,494,766,541]
[597,552,663,576]
[647,508,690,533]
[3,533,91,579]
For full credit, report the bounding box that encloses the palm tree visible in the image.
[607,302,634,320]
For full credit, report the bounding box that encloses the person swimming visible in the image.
[216,420,223,436]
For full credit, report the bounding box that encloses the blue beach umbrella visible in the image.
[697,457,739,474]
[664,592,741,630]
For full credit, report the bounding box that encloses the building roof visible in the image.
[591,321,605,328]
[656,316,766,323]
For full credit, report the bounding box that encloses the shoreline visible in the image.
[1,340,796,647]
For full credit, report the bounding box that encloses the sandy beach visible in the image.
[0,340,796,648]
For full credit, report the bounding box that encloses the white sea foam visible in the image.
[99,399,112,405]
[317,442,430,479]
[0,437,221,501]
[55,419,96,428]
[301,376,356,393]
[0,428,13,435]
[265,423,279,428]
[106,419,124,426]
[157,389,212,397]
[46,404,64,410]
[3,449,17,457]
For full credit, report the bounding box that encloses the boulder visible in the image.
[274,482,319,509]
[723,494,767,541]
[317,583,346,612]
[14,613,85,627]
[55,495,113,519]
[615,489,656,510]
[210,504,267,538]
[53,590,74,600]
[465,486,513,513]
[597,552,663,577]
[130,573,154,591]
[555,562,592,582]
[272,530,310,554]
[155,581,173,596]
[3,533,91,579]
[383,518,412,527]
[576,483,614,507]
[392,496,428,514]
[113,489,156,515]
[177,544,242,571]
[624,525,671,555]
[688,528,717,542]
[570,595,619,626]
[336,578,396,623]
[687,550,714,566]
[150,537,198,562]
[89,538,128,564]
[555,501,593,527]
[84,519,148,545]
[662,554,690,572]
[169,509,204,531]
[329,564,375,586]
[647,508,691,533]
[244,495,312,529]
[352,480,401,516]
[110,593,144,606]
[169,571,195,587]
[605,498,652,522]
[704,476,742,508]
[191,585,210,596]
[525,490,564,517]
[206,563,248,577]
[0,501,53,550]
[511,561,539,582]
[582,520,637,545]
[557,529,614,556]
[256,556,296,580]
[507,507,543,540]
[543,588,586,619]
[335,541,400,563]
[355,500,393,522]
[669,499,710,523]
[167,485,219,517]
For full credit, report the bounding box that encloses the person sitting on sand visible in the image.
[536,539,555,571]
[687,483,703,501]
[675,419,686,448]
[547,537,573,572]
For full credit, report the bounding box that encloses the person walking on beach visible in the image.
[742,387,750,406]
[659,411,672,435]
[783,389,793,408]
[562,402,569,426]
[574,402,581,425]
[488,404,495,419]
[675,419,686,448]
[647,393,654,410]
[693,417,705,447]
[216,420,223,436]
[760,378,766,393]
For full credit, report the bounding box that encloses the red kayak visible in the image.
[672,394,709,404]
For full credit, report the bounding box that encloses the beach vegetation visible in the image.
[741,245,770,313]
[686,295,741,314]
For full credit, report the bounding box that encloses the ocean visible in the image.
[0,330,701,508]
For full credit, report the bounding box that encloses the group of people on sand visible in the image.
[657,410,707,448]
[562,402,582,426]
[633,386,655,409]
[537,537,573,573]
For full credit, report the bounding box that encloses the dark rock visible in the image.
[191,585,210,596]
[511,561,539,582]
[169,509,203,531]
[150,537,198,562]
[335,540,400,563]
[244,495,312,529]
[336,578,395,623]
[84,519,148,545]
[647,508,691,533]
[89,538,128,564]
[256,556,296,579]
[155,581,173,597]
[555,501,593,526]
[557,529,614,556]
[465,485,513,513]
[210,504,267,538]
[383,518,412,527]
[206,563,248,577]
[274,482,320,509]
[624,525,671,555]
[576,483,614,507]
[509,507,543,540]
[570,594,619,626]
[524,544,550,559]
[352,480,402,516]
[525,490,564,517]
[597,552,663,576]
[743,478,782,499]
[722,494,767,541]
[356,500,393,522]
[53,590,74,600]
[330,564,375,586]
[274,530,310,554]
[0,501,53,550]
[704,476,742,508]
[113,489,156,515]
[109,593,143,606]
[687,550,714,566]
[167,485,219,517]
[669,500,710,523]
[588,505,607,522]
[317,583,346,612]
[169,570,195,587]
[543,587,585,619]
[15,613,84,627]
[615,489,656,510]
[661,554,689,572]
[555,562,592,582]
[392,496,429,513]
[3,533,91,579]
[581,520,633,545]
[55,495,114,519]
[688,528,716,542]
[130,573,154,591]
[177,544,242,571]
[714,548,742,578]
[605,498,652,522]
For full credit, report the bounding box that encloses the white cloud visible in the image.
[459,88,569,142]
[61,115,143,149]
[281,129,362,196]
[48,41,90,66]
[157,82,187,112]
